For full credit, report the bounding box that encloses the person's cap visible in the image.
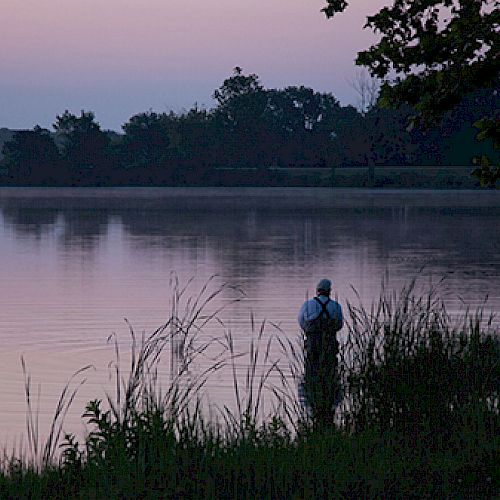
[316,279,332,293]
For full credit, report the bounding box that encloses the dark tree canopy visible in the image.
[122,111,171,168]
[266,86,342,134]
[212,68,268,133]
[321,0,499,185]
[0,69,493,187]
[54,110,110,183]
[213,67,264,107]
[2,126,61,184]
[321,0,498,114]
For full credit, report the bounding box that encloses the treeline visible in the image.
[1,69,497,186]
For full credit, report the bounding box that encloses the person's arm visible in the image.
[328,301,343,331]
[336,304,343,331]
[298,302,307,331]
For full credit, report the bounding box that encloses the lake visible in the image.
[0,187,499,445]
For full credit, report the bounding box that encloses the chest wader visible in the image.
[304,297,340,426]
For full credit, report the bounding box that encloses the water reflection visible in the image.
[0,187,499,442]
[0,188,497,326]
[0,190,499,302]
[1,207,59,239]
[59,209,109,251]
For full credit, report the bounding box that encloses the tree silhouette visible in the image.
[2,126,61,185]
[167,106,215,184]
[54,110,110,185]
[122,111,171,171]
[212,69,269,169]
[321,0,499,186]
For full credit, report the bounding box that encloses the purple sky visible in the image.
[1,0,387,131]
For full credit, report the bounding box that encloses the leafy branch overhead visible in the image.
[321,0,499,186]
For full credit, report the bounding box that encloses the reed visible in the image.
[340,278,499,439]
[0,276,498,498]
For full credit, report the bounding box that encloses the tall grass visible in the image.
[0,276,498,498]
[340,278,499,438]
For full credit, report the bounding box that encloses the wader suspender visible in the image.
[313,297,331,319]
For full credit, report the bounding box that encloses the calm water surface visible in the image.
[0,187,499,443]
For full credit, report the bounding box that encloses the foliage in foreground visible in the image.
[0,278,498,498]
[1,420,497,499]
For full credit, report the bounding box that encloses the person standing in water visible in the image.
[298,278,343,425]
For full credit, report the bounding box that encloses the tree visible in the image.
[349,69,380,116]
[213,68,268,134]
[321,0,499,186]
[212,68,269,168]
[2,126,61,185]
[168,106,216,184]
[213,67,264,110]
[267,86,341,134]
[265,86,345,167]
[122,110,171,169]
[54,110,110,184]
[334,104,416,176]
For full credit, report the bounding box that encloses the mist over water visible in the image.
[0,187,499,442]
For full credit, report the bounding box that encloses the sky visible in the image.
[0,0,388,131]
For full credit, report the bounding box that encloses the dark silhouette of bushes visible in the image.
[1,71,497,187]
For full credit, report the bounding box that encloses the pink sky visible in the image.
[0,0,387,130]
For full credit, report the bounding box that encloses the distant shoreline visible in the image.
[0,186,498,213]
[0,165,484,190]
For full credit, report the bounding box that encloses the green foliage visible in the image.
[343,280,499,433]
[474,116,500,150]
[472,154,500,188]
[321,0,500,185]
[321,0,348,18]
[322,0,498,121]
[472,114,500,188]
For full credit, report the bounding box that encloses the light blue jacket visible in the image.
[298,295,343,332]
